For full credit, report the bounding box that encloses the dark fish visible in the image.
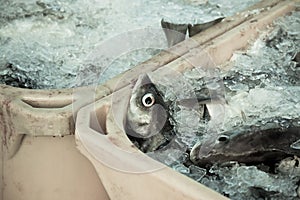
[292,51,300,69]
[292,51,300,63]
[188,17,224,37]
[190,117,300,168]
[161,19,188,47]
[161,17,224,47]
[125,74,174,152]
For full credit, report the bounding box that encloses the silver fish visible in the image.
[125,74,174,152]
[125,74,216,152]
[190,117,300,168]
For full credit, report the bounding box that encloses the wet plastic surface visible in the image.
[1,135,110,200]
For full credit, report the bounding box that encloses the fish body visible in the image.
[190,117,300,167]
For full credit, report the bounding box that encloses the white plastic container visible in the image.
[74,1,298,199]
[1,0,297,199]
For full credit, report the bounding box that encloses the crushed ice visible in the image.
[0,0,260,89]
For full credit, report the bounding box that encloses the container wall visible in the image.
[1,135,3,200]
[2,135,110,200]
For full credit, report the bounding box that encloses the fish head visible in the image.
[125,74,170,139]
[191,119,300,167]
[190,126,273,167]
[190,132,234,167]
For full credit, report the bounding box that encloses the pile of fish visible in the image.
[126,11,300,199]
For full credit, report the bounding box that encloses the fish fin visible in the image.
[188,17,224,37]
[132,74,153,90]
[161,18,188,47]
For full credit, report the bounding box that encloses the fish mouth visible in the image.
[126,122,161,139]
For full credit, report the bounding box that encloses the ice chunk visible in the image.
[203,164,300,199]
[187,165,206,182]
[146,149,187,167]
[291,140,300,150]
[277,156,300,176]
[172,164,190,174]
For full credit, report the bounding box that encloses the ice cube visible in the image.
[187,165,206,181]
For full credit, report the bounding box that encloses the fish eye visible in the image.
[142,93,155,107]
[217,135,229,143]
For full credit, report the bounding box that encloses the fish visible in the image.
[190,117,300,168]
[161,17,224,47]
[188,17,224,37]
[125,74,174,152]
[125,73,220,152]
[161,19,188,47]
